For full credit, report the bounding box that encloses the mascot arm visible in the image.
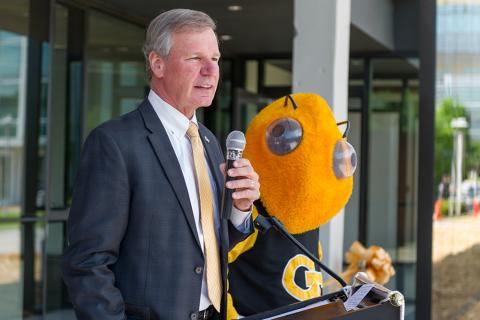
[227,208,261,319]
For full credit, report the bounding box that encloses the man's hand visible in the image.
[220,159,260,212]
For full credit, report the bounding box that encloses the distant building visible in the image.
[437,0,480,139]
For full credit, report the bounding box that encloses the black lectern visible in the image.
[242,272,404,320]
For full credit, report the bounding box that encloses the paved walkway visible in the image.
[0,229,20,254]
[432,215,480,320]
[0,227,45,253]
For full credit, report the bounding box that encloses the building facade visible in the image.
[437,0,480,139]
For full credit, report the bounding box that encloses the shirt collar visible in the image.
[148,89,198,138]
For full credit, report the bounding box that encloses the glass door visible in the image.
[0,1,48,319]
[343,57,419,320]
[43,4,147,319]
[83,10,146,138]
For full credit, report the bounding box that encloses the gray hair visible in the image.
[143,9,217,81]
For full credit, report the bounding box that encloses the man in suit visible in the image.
[61,9,260,320]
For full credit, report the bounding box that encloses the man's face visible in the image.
[151,28,220,117]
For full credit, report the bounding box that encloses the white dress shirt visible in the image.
[148,90,251,311]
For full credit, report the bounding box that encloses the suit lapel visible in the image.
[199,125,225,205]
[138,100,201,249]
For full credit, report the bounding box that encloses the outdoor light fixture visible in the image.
[451,117,468,129]
[450,116,469,216]
[351,59,362,66]
[228,5,243,11]
[220,35,233,41]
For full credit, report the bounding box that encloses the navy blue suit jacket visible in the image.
[62,99,250,319]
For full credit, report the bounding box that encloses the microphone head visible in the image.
[226,131,246,151]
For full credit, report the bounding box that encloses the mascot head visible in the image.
[244,93,357,234]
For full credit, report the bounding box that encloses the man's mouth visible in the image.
[194,84,214,89]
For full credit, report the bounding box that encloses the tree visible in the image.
[466,140,480,174]
[434,98,468,185]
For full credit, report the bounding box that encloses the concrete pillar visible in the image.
[293,0,351,276]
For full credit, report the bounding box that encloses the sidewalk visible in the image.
[433,214,480,262]
[432,215,480,320]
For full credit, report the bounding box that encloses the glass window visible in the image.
[0,1,28,212]
[344,58,419,319]
[369,65,419,319]
[0,84,19,138]
[84,11,146,137]
[205,59,233,144]
[0,2,29,318]
[0,223,22,319]
[263,59,292,87]
[245,60,259,93]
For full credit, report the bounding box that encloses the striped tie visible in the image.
[187,122,222,312]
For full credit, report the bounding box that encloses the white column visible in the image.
[293,0,351,275]
[455,131,463,215]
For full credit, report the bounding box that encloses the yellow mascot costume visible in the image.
[227,93,357,318]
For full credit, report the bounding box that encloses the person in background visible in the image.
[438,175,450,201]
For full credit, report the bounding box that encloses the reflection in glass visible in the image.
[332,139,357,179]
[245,60,258,93]
[263,59,291,87]
[36,42,50,213]
[45,221,75,319]
[0,222,46,319]
[344,58,419,319]
[49,4,68,209]
[0,223,22,319]
[202,60,233,144]
[343,112,361,250]
[367,60,419,319]
[43,6,77,319]
[0,1,28,216]
[84,11,146,136]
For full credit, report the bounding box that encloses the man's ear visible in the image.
[149,51,165,78]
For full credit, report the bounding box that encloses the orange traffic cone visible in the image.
[433,199,442,221]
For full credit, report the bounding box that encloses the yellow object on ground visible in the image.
[342,241,396,285]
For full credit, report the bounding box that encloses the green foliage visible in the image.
[440,199,466,216]
[466,140,480,173]
[435,98,468,185]
[0,210,20,219]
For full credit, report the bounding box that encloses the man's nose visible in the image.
[201,61,219,76]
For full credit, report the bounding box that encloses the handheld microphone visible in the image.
[220,131,246,220]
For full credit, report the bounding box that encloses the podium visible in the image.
[242,273,405,320]
[242,214,405,320]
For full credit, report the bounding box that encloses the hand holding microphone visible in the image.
[220,131,260,218]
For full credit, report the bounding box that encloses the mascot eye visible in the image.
[333,140,357,179]
[266,118,303,155]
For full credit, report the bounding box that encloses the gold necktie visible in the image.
[187,122,222,312]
